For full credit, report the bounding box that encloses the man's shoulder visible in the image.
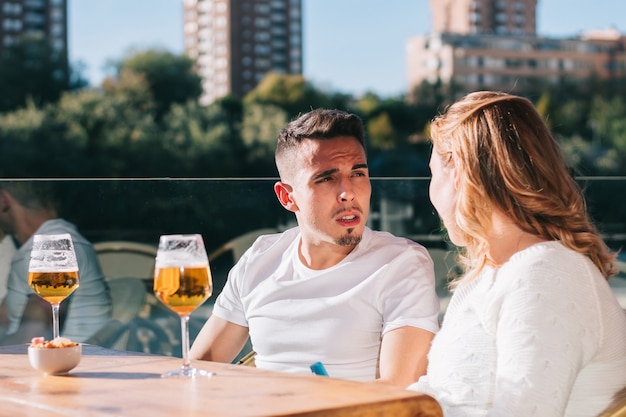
[37,219,91,245]
[358,229,432,267]
[250,227,297,252]
[365,228,426,251]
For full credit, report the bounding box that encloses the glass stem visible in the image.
[51,303,60,340]
[180,315,191,370]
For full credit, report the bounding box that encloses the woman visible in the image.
[409,91,626,417]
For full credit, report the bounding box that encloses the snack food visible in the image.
[30,337,78,349]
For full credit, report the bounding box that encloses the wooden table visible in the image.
[0,344,442,417]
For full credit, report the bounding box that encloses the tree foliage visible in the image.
[244,72,340,118]
[367,112,396,150]
[115,49,202,121]
[0,47,625,180]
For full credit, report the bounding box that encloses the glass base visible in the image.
[161,366,214,379]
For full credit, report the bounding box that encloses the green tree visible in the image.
[589,95,626,153]
[551,99,590,138]
[240,102,288,176]
[0,101,87,177]
[161,96,249,177]
[407,79,454,108]
[50,70,161,176]
[534,93,550,123]
[116,49,202,121]
[244,72,336,118]
[367,112,396,150]
[241,102,287,148]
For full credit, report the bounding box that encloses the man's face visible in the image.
[278,136,371,248]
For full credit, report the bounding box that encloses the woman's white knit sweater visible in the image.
[409,241,626,417]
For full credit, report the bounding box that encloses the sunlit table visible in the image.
[0,344,442,417]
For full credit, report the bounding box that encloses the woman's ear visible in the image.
[274,181,298,213]
[451,154,462,190]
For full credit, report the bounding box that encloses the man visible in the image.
[0,229,15,304]
[190,109,439,386]
[0,181,112,344]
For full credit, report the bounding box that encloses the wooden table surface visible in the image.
[0,344,442,417]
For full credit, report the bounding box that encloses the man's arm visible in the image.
[376,326,434,387]
[0,294,51,345]
[189,315,249,363]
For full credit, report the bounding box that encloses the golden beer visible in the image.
[154,266,212,316]
[28,271,80,305]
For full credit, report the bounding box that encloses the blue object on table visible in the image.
[310,361,329,376]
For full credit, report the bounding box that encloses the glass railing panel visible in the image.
[0,177,624,357]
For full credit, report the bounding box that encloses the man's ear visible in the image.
[274,181,298,213]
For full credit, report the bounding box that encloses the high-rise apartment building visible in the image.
[430,0,537,36]
[0,0,67,61]
[183,0,303,105]
[408,0,626,96]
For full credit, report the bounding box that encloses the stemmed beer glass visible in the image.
[28,233,80,340]
[153,234,213,378]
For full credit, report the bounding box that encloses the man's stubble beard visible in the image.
[336,228,362,246]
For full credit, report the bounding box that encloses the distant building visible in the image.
[408,0,626,96]
[183,0,303,105]
[0,0,68,65]
[431,0,537,36]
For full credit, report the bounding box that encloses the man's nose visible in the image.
[338,179,355,202]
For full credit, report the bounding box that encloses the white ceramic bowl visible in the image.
[28,344,82,375]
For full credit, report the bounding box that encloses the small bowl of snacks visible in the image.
[28,337,81,375]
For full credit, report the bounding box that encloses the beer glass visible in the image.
[28,233,80,340]
[153,234,213,378]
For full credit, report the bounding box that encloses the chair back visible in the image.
[94,240,157,282]
[208,228,277,263]
[85,277,147,349]
[89,241,178,354]
[598,388,626,417]
[109,277,147,322]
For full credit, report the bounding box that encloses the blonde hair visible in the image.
[430,91,616,280]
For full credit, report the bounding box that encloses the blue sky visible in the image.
[68,0,626,97]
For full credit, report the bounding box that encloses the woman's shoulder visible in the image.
[498,241,603,291]
[508,241,586,270]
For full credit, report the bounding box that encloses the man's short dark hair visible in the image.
[275,109,366,158]
[274,109,366,180]
[0,181,57,211]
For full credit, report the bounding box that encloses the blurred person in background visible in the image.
[0,229,15,302]
[191,109,440,387]
[0,181,111,344]
[0,229,16,338]
[409,91,626,417]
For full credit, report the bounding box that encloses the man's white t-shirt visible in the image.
[213,226,440,381]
